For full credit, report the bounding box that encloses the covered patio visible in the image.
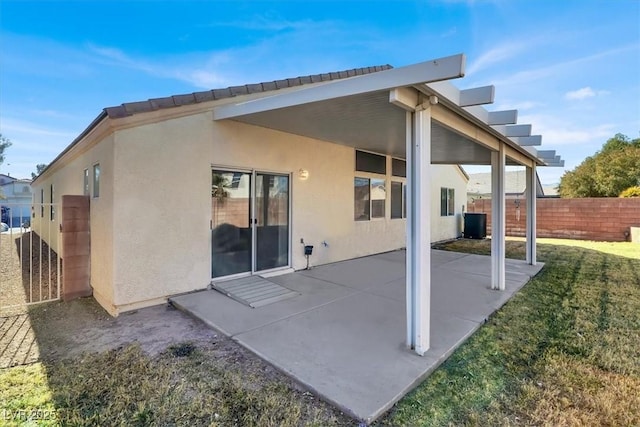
[171,249,543,422]
[212,53,562,357]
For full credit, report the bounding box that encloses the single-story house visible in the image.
[32,54,558,354]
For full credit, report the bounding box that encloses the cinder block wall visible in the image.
[468,198,640,242]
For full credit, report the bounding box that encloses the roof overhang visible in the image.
[213,54,560,168]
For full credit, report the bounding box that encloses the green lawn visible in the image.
[1,238,638,426]
[382,238,640,426]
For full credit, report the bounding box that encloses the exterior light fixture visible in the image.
[298,169,309,180]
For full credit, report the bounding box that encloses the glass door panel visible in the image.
[255,173,289,271]
[211,170,252,278]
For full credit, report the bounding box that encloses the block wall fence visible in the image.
[468,198,640,242]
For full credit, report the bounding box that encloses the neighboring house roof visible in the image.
[467,170,544,197]
[0,174,16,185]
[542,184,559,196]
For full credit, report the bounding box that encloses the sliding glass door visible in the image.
[211,169,290,278]
[211,170,252,278]
[255,173,290,271]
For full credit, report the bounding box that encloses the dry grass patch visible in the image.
[0,342,350,426]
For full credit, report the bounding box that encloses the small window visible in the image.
[40,188,44,218]
[391,181,404,219]
[50,184,55,221]
[392,158,406,177]
[371,178,386,218]
[356,150,386,174]
[93,164,100,198]
[440,187,455,216]
[354,177,370,221]
[83,169,90,195]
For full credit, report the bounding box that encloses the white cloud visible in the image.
[491,43,638,88]
[564,86,610,100]
[467,41,529,75]
[519,113,615,147]
[565,86,595,100]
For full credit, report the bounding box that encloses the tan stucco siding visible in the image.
[30,135,115,311]
[430,164,468,243]
[109,111,466,310]
[213,120,408,267]
[112,113,212,309]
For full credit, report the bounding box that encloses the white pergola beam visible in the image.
[537,150,556,160]
[526,165,537,265]
[406,104,432,356]
[491,124,532,137]
[487,110,518,125]
[505,124,532,137]
[459,85,495,107]
[214,54,465,120]
[513,135,542,146]
[545,160,565,167]
[491,144,506,291]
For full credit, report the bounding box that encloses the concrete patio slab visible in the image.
[171,250,544,423]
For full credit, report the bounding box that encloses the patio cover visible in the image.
[213,53,561,355]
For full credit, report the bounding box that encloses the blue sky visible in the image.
[1,0,638,184]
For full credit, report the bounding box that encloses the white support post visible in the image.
[491,144,506,290]
[526,165,537,265]
[406,104,431,355]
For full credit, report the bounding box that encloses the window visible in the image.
[440,187,455,216]
[391,182,404,219]
[50,184,55,221]
[392,158,406,177]
[356,150,386,174]
[83,169,90,195]
[354,178,370,221]
[371,179,386,218]
[355,178,387,220]
[93,164,100,198]
[40,188,44,218]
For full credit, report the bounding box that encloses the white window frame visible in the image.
[441,187,455,217]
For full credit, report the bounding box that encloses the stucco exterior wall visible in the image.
[33,106,467,315]
[31,135,115,312]
[430,165,467,242]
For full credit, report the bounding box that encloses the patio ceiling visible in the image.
[215,90,505,164]
[212,55,559,167]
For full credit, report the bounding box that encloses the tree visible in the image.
[558,133,640,198]
[0,134,11,166]
[31,163,47,180]
[0,134,11,199]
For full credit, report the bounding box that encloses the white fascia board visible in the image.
[459,85,495,107]
[513,135,542,146]
[213,54,466,120]
[487,110,518,125]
